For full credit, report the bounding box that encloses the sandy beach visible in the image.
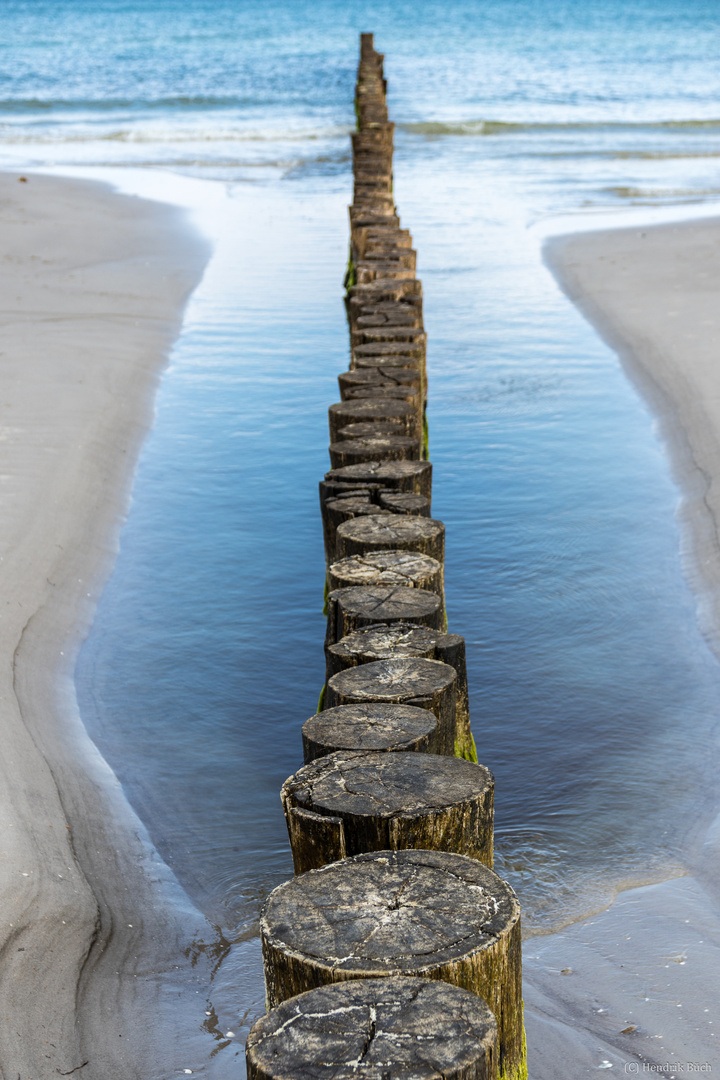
[0,171,232,1077]
[522,218,720,1078]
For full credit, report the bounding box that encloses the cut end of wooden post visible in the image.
[302,701,442,763]
[246,976,498,1080]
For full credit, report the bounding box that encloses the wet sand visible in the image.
[0,171,231,1078]
[525,218,720,1078]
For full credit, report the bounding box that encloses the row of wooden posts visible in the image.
[245,35,526,1080]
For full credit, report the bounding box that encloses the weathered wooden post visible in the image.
[328,434,421,469]
[245,976,498,1080]
[260,848,524,1080]
[347,287,422,311]
[349,208,399,232]
[351,355,424,392]
[346,281,422,321]
[377,490,430,515]
[302,702,445,762]
[328,399,420,442]
[342,387,420,406]
[281,749,494,872]
[353,342,425,367]
[338,367,420,399]
[325,585,444,645]
[320,476,436,557]
[353,327,426,351]
[325,458,432,501]
[246,976,498,1080]
[327,551,443,596]
[335,513,445,567]
[325,656,457,748]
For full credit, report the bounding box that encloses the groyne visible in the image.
[245,34,526,1080]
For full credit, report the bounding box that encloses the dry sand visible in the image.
[0,171,230,1078]
[524,219,720,1078]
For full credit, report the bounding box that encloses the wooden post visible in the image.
[327,621,455,675]
[328,435,421,469]
[351,354,424,381]
[353,327,426,350]
[245,977,498,1080]
[328,399,420,443]
[325,657,456,749]
[338,368,420,399]
[359,32,375,57]
[377,491,430,515]
[320,481,375,503]
[336,513,444,566]
[302,702,444,763]
[282,749,494,872]
[356,263,415,284]
[348,208,400,231]
[357,242,414,262]
[351,355,426,397]
[346,278,421,305]
[324,459,432,503]
[349,301,422,328]
[325,585,444,645]
[327,551,443,596]
[340,385,423,435]
[353,342,425,365]
[260,848,524,1080]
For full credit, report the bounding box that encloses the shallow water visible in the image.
[74,167,720,944]
[4,0,720,1053]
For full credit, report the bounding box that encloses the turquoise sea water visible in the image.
[3,0,720,1063]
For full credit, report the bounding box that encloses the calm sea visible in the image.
[3,0,720,1062]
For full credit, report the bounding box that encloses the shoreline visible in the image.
[544,216,720,674]
[521,216,720,1077]
[0,171,232,1077]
